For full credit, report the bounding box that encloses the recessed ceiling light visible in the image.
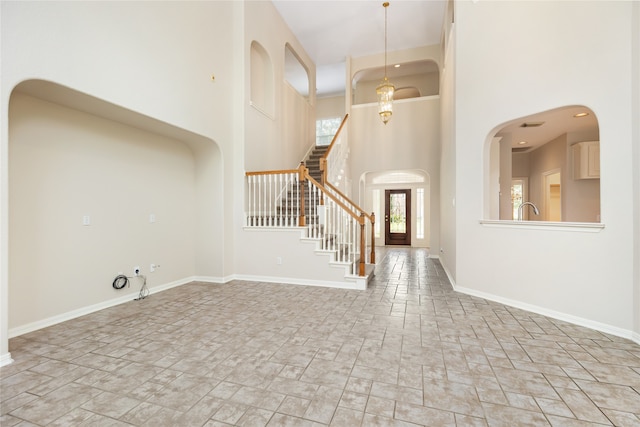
[394,64,401,68]
[574,112,589,118]
[518,141,527,145]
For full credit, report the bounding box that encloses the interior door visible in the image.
[385,189,411,245]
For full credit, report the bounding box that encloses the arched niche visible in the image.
[485,105,601,223]
[250,40,275,116]
[6,79,223,341]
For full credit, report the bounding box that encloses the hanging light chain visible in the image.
[384,1,389,78]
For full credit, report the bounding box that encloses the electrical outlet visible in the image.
[276,257,283,265]
[150,263,156,273]
[134,266,141,276]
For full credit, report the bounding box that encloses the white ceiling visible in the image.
[497,106,599,150]
[272,0,447,97]
[273,1,599,147]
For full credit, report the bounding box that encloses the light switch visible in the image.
[82,215,91,226]
[149,213,156,223]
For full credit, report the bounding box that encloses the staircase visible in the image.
[305,145,329,183]
[271,145,328,227]
[243,115,374,289]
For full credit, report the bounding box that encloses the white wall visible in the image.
[243,1,315,172]
[1,1,234,362]
[633,0,640,338]
[349,97,440,253]
[452,1,639,337]
[317,96,346,120]
[9,93,197,330]
[439,17,456,280]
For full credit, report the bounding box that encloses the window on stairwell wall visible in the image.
[316,117,342,146]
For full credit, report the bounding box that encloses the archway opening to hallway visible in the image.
[359,169,430,249]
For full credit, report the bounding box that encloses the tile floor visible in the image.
[2,247,640,426]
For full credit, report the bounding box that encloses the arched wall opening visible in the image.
[484,105,600,223]
[6,80,223,339]
[284,43,310,99]
[351,59,440,105]
[359,169,431,249]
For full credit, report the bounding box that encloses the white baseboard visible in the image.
[232,274,363,290]
[453,284,640,346]
[0,352,14,367]
[191,275,229,284]
[437,258,639,345]
[8,277,195,339]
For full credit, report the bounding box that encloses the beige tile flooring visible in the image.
[2,247,640,426]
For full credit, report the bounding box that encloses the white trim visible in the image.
[351,94,440,110]
[453,284,640,346]
[479,219,605,232]
[435,258,638,345]
[190,276,227,284]
[232,274,364,290]
[249,101,275,121]
[0,352,14,367]
[8,277,195,338]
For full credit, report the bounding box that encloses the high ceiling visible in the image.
[272,0,447,97]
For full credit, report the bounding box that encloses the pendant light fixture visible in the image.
[376,1,394,125]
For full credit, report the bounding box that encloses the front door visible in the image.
[385,189,411,245]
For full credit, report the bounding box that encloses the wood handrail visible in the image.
[325,181,375,265]
[324,181,374,223]
[305,174,363,225]
[246,168,299,176]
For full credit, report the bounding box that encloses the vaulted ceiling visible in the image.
[272,0,447,97]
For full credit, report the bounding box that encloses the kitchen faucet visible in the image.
[518,202,540,221]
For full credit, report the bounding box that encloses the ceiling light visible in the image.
[394,64,401,68]
[518,141,527,145]
[574,112,589,118]
[376,2,394,125]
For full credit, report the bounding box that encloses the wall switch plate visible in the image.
[82,215,91,226]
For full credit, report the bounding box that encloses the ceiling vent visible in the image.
[520,121,545,128]
[512,147,532,153]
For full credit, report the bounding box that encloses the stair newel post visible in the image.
[370,212,376,264]
[298,162,307,227]
[319,157,327,206]
[359,212,366,276]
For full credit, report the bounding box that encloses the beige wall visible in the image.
[9,93,198,330]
